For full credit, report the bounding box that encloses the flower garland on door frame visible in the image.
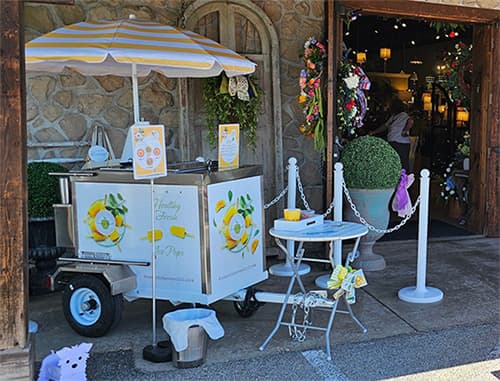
[337,59,371,137]
[442,42,473,108]
[298,37,327,155]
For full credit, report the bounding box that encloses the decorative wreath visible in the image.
[298,37,327,154]
[442,42,473,108]
[337,60,371,137]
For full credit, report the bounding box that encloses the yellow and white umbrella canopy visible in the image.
[25,17,256,122]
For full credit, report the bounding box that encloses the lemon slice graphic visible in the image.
[228,213,245,241]
[94,209,116,236]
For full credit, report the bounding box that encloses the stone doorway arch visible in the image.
[180,0,284,245]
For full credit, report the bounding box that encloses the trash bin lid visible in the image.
[162,308,224,352]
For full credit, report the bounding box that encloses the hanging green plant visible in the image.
[428,21,466,36]
[203,74,262,150]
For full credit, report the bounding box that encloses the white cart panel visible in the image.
[207,176,267,300]
[74,182,203,300]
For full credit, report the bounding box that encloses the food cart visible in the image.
[51,163,267,337]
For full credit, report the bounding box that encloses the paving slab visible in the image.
[364,238,499,331]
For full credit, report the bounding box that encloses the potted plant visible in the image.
[203,73,262,150]
[27,161,68,293]
[340,136,401,271]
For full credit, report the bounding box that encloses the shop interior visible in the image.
[342,14,474,240]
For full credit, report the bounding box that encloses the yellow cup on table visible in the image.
[283,208,301,221]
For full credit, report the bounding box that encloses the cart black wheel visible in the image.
[233,287,262,318]
[62,274,123,337]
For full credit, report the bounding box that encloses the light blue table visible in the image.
[260,221,368,360]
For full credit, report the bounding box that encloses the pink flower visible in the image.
[308,90,315,96]
[307,60,316,70]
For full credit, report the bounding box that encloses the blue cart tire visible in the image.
[62,275,123,337]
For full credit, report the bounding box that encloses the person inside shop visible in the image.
[368,98,413,171]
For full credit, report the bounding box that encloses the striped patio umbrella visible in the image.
[25,17,256,122]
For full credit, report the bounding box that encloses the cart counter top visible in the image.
[63,165,262,186]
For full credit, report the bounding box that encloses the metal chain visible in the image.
[263,162,421,235]
[263,185,288,210]
[342,178,421,233]
[289,293,306,342]
[295,166,311,211]
[322,198,336,218]
[263,162,334,216]
[296,164,336,217]
[288,292,325,342]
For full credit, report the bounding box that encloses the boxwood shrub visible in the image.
[27,162,68,219]
[340,136,401,189]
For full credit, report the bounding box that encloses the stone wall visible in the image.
[25,1,185,167]
[24,0,497,206]
[253,0,326,209]
[25,0,327,209]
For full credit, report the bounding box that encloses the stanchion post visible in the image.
[269,157,310,277]
[314,162,344,288]
[286,157,297,269]
[398,169,443,303]
[333,162,343,265]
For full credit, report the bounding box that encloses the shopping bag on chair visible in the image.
[82,125,119,169]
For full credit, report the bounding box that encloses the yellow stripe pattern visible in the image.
[25,19,255,76]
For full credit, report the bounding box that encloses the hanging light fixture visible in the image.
[379,48,391,60]
[380,48,391,72]
[422,92,432,111]
[356,52,367,64]
[456,107,470,127]
[408,72,418,91]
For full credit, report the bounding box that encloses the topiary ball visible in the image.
[340,136,401,189]
[27,162,68,219]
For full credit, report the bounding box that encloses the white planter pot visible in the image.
[344,188,395,271]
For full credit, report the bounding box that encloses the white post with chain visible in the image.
[333,162,343,264]
[269,157,310,277]
[315,162,344,288]
[398,169,443,303]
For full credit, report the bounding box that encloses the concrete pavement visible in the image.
[28,236,499,380]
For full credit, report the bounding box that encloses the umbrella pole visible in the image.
[143,178,172,363]
[132,63,140,123]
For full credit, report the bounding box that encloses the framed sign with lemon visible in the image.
[207,175,265,297]
[84,193,130,250]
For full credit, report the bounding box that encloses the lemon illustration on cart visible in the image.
[84,193,130,250]
[213,190,260,256]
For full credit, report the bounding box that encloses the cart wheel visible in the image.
[62,275,123,337]
[233,287,262,318]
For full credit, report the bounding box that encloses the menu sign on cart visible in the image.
[132,124,167,180]
[218,123,240,170]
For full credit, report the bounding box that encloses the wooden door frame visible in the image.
[335,0,500,236]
